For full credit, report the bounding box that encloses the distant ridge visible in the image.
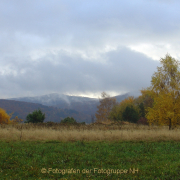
[4,92,133,123]
[7,93,130,116]
[8,93,99,106]
[0,99,90,123]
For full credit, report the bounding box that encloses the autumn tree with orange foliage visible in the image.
[143,54,180,130]
[0,108,13,124]
[95,92,117,122]
[0,108,23,124]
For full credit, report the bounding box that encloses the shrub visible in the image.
[79,122,86,125]
[25,109,45,123]
[45,122,58,127]
[11,116,23,124]
[137,117,149,125]
[61,117,77,124]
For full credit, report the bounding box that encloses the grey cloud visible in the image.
[0,48,160,98]
[1,0,180,47]
[0,0,178,98]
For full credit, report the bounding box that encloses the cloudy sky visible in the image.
[0,0,180,99]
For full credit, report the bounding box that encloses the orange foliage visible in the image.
[11,116,23,124]
[0,108,22,124]
[0,108,12,124]
[119,96,135,107]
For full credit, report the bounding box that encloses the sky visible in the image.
[0,0,180,99]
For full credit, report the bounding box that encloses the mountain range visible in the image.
[0,93,131,123]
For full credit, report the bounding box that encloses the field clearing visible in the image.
[1,123,180,179]
[0,122,180,142]
[0,140,180,179]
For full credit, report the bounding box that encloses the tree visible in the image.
[0,108,22,124]
[139,89,154,114]
[0,108,12,124]
[138,103,145,118]
[95,92,117,122]
[144,54,180,130]
[25,109,45,123]
[109,96,139,121]
[122,105,139,123]
[61,117,77,124]
[134,90,154,116]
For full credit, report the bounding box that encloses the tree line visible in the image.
[0,107,82,125]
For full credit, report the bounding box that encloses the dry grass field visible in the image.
[1,121,180,142]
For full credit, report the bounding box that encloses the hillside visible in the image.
[0,99,90,123]
[3,93,132,123]
[7,93,130,116]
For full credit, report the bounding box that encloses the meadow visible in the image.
[0,122,180,179]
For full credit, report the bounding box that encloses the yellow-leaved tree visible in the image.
[0,108,12,124]
[138,88,154,115]
[95,92,117,122]
[0,108,22,124]
[145,54,180,130]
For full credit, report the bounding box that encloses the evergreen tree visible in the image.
[122,105,139,123]
[25,109,45,123]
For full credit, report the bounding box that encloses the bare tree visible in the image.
[95,92,117,122]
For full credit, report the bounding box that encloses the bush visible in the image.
[25,109,45,123]
[61,117,77,124]
[79,122,86,125]
[137,117,149,125]
[11,116,23,124]
[45,122,58,127]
